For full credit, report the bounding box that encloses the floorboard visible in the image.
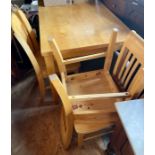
[12,72,106,155]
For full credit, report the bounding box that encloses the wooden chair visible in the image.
[48,28,144,149]
[11,10,48,99]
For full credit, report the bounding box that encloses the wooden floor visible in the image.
[12,72,106,155]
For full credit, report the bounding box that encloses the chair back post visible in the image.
[48,38,67,76]
[104,28,118,72]
[49,74,73,149]
[17,9,32,34]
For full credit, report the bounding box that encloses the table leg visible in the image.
[44,54,56,75]
[44,54,58,104]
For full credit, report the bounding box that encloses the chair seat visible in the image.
[66,69,121,134]
[66,69,119,95]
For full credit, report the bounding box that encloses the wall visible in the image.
[101,0,144,37]
[73,0,88,3]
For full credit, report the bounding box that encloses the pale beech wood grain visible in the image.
[39,2,130,58]
[48,29,144,149]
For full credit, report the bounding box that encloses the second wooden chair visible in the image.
[11,10,48,99]
[48,29,144,149]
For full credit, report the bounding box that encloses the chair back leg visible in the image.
[78,134,84,146]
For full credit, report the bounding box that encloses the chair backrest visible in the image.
[11,12,45,98]
[48,28,119,77]
[112,31,144,99]
[12,8,39,53]
[48,29,144,99]
[17,9,39,52]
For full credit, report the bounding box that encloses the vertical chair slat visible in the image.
[120,55,135,84]
[113,45,127,75]
[124,61,140,88]
[118,51,132,79]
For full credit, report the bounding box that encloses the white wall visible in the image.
[73,0,88,3]
[43,0,72,6]
[43,0,90,6]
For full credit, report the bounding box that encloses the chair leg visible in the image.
[60,108,73,149]
[51,84,58,104]
[39,83,45,100]
[78,134,84,146]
